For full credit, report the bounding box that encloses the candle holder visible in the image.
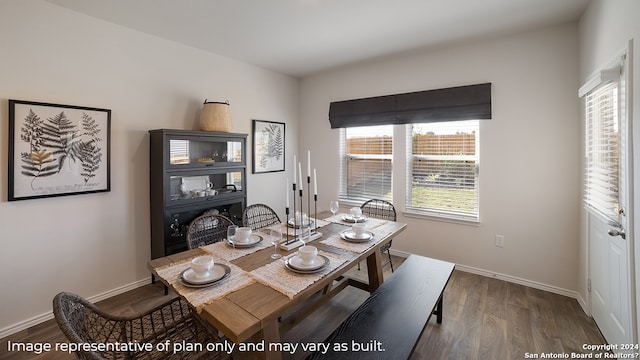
[307,176,311,229]
[290,183,297,245]
[285,206,290,243]
[281,173,322,251]
[314,194,318,230]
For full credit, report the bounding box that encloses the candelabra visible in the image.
[281,176,320,251]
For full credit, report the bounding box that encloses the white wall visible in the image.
[578,0,640,339]
[300,24,581,293]
[0,0,298,335]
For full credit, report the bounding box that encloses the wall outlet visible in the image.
[495,235,505,247]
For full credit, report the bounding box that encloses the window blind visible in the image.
[339,125,393,202]
[584,81,620,222]
[406,120,479,221]
[329,83,492,129]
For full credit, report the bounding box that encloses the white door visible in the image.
[584,51,634,345]
[589,211,632,344]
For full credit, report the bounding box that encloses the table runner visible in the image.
[155,256,255,313]
[250,250,348,299]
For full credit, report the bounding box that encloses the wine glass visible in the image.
[270,229,283,259]
[330,201,339,216]
[227,225,238,250]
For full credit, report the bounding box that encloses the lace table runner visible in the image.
[250,251,347,299]
[155,257,255,313]
[201,233,272,262]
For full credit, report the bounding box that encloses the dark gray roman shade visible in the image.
[329,83,492,128]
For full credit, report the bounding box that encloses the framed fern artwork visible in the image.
[252,119,285,174]
[8,100,111,201]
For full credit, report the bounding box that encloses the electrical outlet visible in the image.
[495,235,505,248]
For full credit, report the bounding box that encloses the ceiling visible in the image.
[46,0,590,78]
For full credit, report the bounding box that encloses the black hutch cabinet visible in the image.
[149,129,247,259]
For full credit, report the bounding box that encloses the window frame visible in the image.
[404,120,480,223]
[338,125,393,205]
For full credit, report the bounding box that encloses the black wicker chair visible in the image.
[360,199,397,272]
[242,203,281,231]
[53,292,232,359]
[186,214,234,249]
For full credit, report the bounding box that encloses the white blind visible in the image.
[584,81,620,222]
[406,120,479,221]
[339,125,393,202]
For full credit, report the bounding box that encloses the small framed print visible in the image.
[252,120,285,174]
[8,99,111,201]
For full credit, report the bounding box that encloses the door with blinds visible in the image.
[581,51,634,346]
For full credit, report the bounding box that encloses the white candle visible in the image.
[292,155,296,186]
[286,178,290,207]
[307,150,311,178]
[298,162,303,190]
[314,169,317,195]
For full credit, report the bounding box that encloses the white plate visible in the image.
[178,275,229,288]
[226,234,263,248]
[181,263,230,285]
[339,229,374,243]
[341,214,368,223]
[286,254,329,271]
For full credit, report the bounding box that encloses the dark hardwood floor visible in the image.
[1,256,607,359]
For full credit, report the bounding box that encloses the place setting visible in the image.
[202,225,271,261]
[320,221,387,254]
[338,223,375,243]
[341,207,368,223]
[155,254,256,311]
[284,245,330,274]
[178,255,230,288]
[225,226,263,248]
[250,243,348,299]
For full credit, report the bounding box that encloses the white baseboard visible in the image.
[453,264,579,299]
[0,277,152,339]
[389,249,581,301]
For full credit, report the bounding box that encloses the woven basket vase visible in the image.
[199,101,232,132]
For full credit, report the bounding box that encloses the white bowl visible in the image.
[191,256,214,278]
[352,223,367,237]
[298,245,318,266]
[350,207,363,219]
[235,227,252,243]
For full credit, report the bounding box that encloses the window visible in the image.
[339,125,393,202]
[584,81,620,222]
[406,120,479,221]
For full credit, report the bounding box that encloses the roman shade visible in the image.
[329,83,492,129]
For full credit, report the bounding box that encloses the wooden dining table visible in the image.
[148,210,406,360]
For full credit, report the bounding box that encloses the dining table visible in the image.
[148,210,407,360]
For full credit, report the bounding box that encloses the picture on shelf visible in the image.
[8,99,111,201]
[252,119,285,173]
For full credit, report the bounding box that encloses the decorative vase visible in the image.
[199,100,232,132]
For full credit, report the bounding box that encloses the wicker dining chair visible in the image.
[186,214,234,249]
[242,203,281,230]
[360,199,397,272]
[53,292,233,360]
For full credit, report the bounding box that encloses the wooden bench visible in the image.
[307,254,455,360]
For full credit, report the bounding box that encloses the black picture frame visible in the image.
[8,99,111,201]
[252,119,285,174]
